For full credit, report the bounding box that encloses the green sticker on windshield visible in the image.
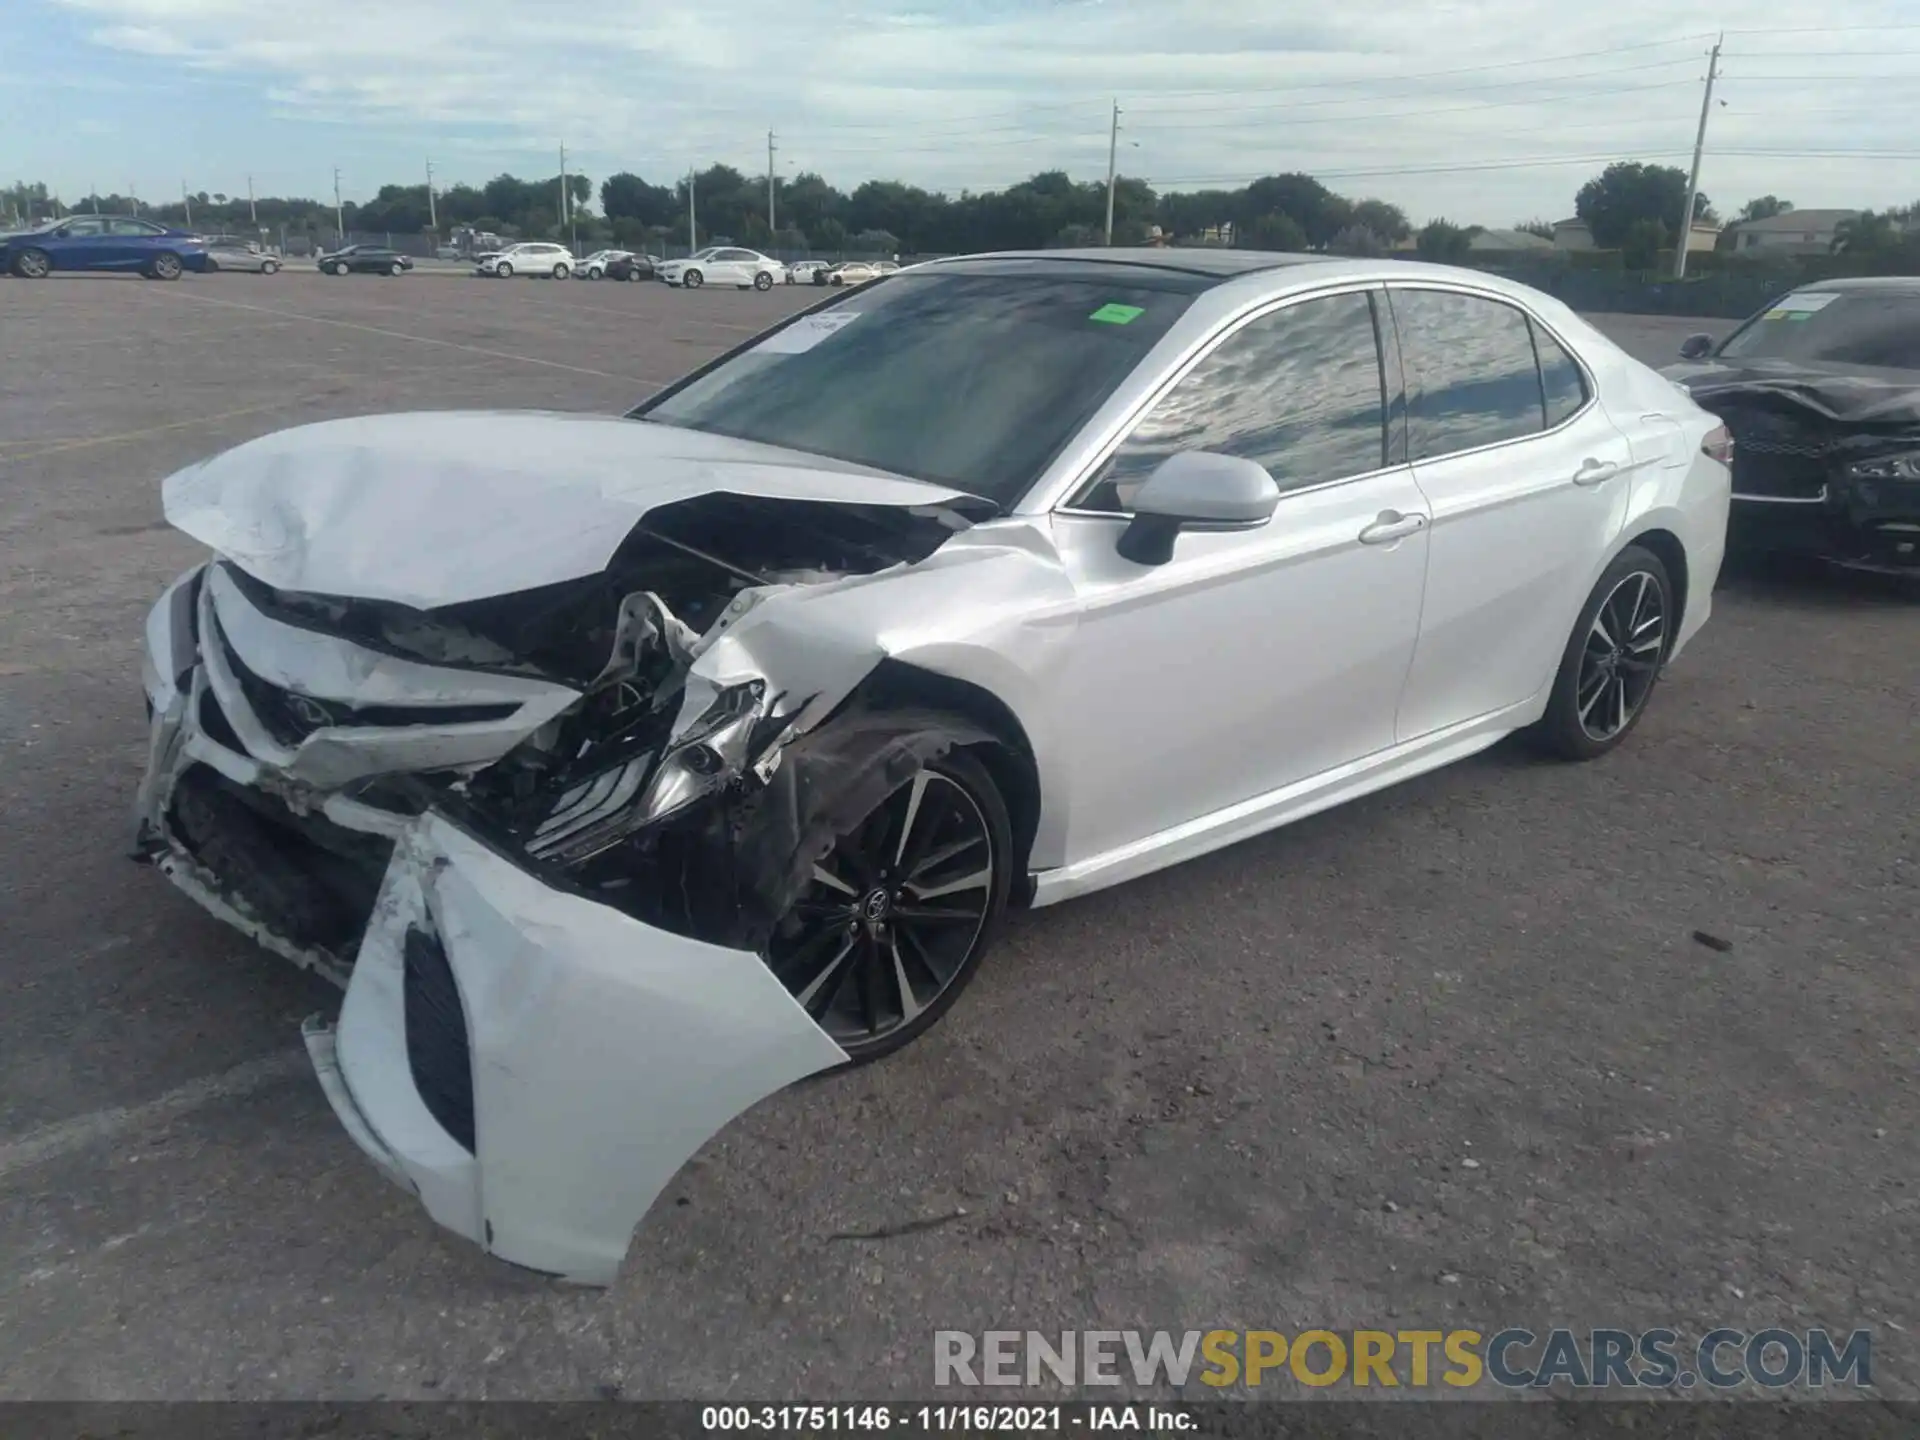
[1089,303,1145,325]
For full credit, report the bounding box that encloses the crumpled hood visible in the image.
[162,410,977,609]
[1663,358,1920,426]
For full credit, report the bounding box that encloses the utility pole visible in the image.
[247,174,257,228]
[182,181,192,228]
[1673,34,1722,280]
[559,143,576,252]
[1103,100,1121,246]
[767,130,777,235]
[333,166,345,244]
[128,183,138,215]
[425,158,437,235]
[91,187,100,215]
[687,167,697,252]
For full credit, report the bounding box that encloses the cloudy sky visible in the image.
[5,0,1918,224]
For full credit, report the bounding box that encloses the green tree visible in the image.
[1574,162,1701,249]
[1738,195,1792,223]
[1327,224,1388,257]
[1416,219,1473,262]
[1830,210,1900,255]
[601,172,676,228]
[1621,217,1667,271]
[1349,199,1410,243]
[1243,212,1308,252]
[1514,218,1555,240]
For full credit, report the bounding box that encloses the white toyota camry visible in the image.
[133,249,1730,1283]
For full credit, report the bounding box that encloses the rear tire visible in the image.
[1527,544,1675,761]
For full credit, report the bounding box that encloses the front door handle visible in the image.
[1572,458,1621,487]
[1358,510,1428,545]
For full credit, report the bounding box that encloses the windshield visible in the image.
[630,271,1193,505]
[1717,291,1920,370]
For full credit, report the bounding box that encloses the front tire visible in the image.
[12,247,51,278]
[764,740,1012,1063]
[1529,544,1675,761]
[683,268,703,289]
[496,261,514,278]
[389,260,405,276]
[327,261,347,276]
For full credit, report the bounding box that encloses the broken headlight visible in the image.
[1846,452,1920,482]
[635,680,771,825]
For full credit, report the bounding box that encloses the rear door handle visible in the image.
[1572,458,1621,487]
[1358,510,1428,545]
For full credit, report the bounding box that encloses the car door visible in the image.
[1385,285,1634,741]
[42,216,112,269]
[107,217,165,269]
[1049,287,1433,863]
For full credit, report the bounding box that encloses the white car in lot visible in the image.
[132,250,1729,1284]
[477,242,573,279]
[657,246,784,290]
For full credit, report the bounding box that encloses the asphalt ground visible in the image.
[0,273,1915,1401]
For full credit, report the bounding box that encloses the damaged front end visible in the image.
[1676,372,1920,573]
[134,485,1002,1280]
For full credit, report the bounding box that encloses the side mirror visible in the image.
[1116,451,1281,566]
[1678,333,1715,360]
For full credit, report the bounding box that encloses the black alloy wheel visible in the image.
[765,751,1010,1061]
[1531,544,1673,760]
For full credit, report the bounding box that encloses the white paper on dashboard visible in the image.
[755,311,863,354]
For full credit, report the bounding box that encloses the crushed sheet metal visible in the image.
[162,410,978,609]
[318,813,850,1284]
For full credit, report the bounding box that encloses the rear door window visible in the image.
[1392,289,1549,460]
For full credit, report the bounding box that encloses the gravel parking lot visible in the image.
[1,274,1914,1401]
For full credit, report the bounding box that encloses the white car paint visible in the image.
[657,246,784,289]
[133,251,1728,1282]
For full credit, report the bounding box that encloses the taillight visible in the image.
[1702,424,1734,466]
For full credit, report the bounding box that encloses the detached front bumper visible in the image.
[304,811,849,1284]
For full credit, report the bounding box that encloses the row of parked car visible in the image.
[468,241,902,291]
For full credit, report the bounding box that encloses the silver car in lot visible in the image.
[133,249,1729,1283]
[203,238,281,275]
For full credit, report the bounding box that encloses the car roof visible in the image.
[1780,275,1920,296]
[921,247,1335,280]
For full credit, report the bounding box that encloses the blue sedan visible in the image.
[3,215,210,280]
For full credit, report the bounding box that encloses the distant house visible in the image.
[1551,217,1594,251]
[1469,227,1554,253]
[1723,209,1860,256]
[1551,216,1718,253]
